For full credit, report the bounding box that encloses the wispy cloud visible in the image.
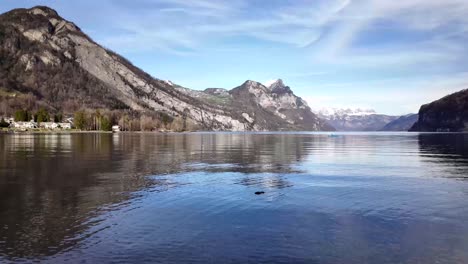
[95,0,468,73]
[98,0,353,52]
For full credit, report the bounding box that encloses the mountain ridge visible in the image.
[316,108,399,131]
[0,6,333,131]
[380,114,418,131]
[410,89,468,132]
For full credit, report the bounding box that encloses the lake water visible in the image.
[1,132,468,263]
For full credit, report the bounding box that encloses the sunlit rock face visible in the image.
[225,80,335,131]
[0,6,332,131]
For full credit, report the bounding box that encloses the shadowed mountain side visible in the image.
[410,89,468,132]
[417,133,468,178]
[380,114,418,131]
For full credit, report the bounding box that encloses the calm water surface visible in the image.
[1,132,468,263]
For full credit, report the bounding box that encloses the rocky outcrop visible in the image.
[0,6,333,131]
[410,89,468,132]
[204,88,230,97]
[317,108,398,131]
[226,80,334,131]
[175,79,334,131]
[380,114,418,131]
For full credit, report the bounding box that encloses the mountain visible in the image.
[380,114,418,131]
[227,80,334,131]
[316,108,398,131]
[175,79,334,131]
[0,6,332,131]
[410,89,468,132]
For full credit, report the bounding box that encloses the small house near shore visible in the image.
[59,123,72,129]
[7,119,72,130]
[38,122,72,130]
[11,121,37,129]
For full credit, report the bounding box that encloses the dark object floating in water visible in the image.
[255,191,265,195]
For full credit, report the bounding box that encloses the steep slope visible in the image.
[176,79,334,131]
[380,114,418,131]
[0,6,332,131]
[0,7,128,111]
[228,80,334,131]
[410,89,468,132]
[0,6,248,130]
[316,108,398,131]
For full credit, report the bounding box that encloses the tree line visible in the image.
[73,109,198,132]
[4,106,199,132]
[13,108,63,123]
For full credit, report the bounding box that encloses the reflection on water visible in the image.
[1,132,468,263]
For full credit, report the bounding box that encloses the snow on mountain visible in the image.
[163,80,174,86]
[263,79,288,91]
[317,107,377,117]
[315,107,398,131]
[263,79,281,88]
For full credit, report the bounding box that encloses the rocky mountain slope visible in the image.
[0,6,332,131]
[410,89,468,132]
[380,114,418,131]
[227,79,334,131]
[175,79,334,131]
[316,108,398,131]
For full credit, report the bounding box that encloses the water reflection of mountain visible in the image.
[0,133,312,259]
[418,134,468,156]
[418,133,468,178]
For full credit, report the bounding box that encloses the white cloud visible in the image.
[98,0,354,52]
[371,0,468,30]
[95,0,468,71]
[305,0,468,70]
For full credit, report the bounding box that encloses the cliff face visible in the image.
[0,6,332,131]
[410,89,468,132]
[227,80,335,131]
[380,114,418,131]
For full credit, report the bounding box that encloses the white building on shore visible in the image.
[11,121,37,129]
[6,119,72,130]
[59,123,72,129]
[38,122,72,130]
[39,122,59,129]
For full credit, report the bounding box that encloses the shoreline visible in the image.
[1,129,467,135]
[0,129,197,134]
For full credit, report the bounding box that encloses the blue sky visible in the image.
[2,0,468,115]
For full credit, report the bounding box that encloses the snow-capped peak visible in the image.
[263,79,283,89]
[163,80,174,86]
[316,107,377,117]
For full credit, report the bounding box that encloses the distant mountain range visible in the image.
[1,6,466,132]
[381,114,418,131]
[316,108,402,131]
